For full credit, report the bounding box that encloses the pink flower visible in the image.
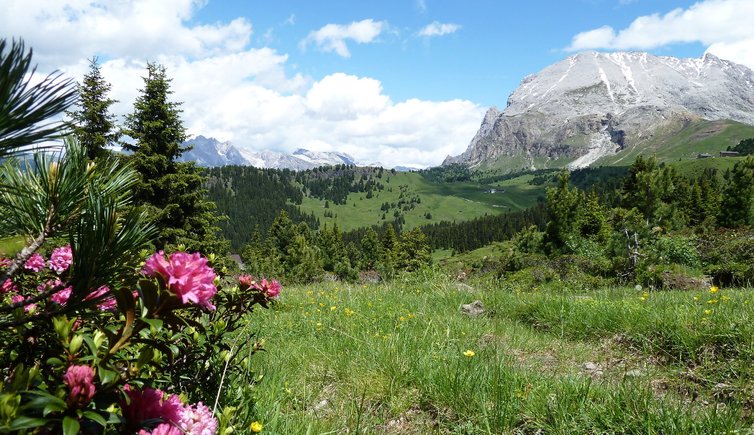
[238,274,255,290]
[38,279,72,305]
[63,365,96,407]
[84,285,119,311]
[179,402,218,435]
[23,253,45,272]
[122,386,184,429]
[10,294,35,313]
[48,245,73,273]
[140,424,182,435]
[143,251,217,310]
[0,257,11,268]
[1,278,16,294]
[239,275,281,298]
[259,279,281,298]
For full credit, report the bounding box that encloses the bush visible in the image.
[697,228,754,286]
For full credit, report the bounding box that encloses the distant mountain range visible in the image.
[445,51,754,171]
[178,135,357,170]
[179,135,423,171]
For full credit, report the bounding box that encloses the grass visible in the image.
[0,236,24,257]
[228,271,754,433]
[298,172,546,232]
[598,119,754,166]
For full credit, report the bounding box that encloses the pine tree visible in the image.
[360,227,382,270]
[122,62,227,254]
[396,228,431,272]
[719,156,754,228]
[67,57,120,160]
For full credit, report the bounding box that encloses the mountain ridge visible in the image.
[180,135,359,170]
[445,51,754,171]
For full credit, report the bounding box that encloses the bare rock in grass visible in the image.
[582,362,604,377]
[460,300,485,317]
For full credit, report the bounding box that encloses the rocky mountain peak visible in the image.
[445,51,754,170]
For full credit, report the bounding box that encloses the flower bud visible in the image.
[93,330,106,349]
[69,335,84,354]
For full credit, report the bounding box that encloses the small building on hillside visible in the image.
[697,153,713,159]
[720,150,741,157]
[229,254,245,270]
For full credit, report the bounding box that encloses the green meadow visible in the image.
[298,172,545,232]
[228,271,754,433]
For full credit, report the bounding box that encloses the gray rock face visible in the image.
[445,51,754,169]
[460,300,485,317]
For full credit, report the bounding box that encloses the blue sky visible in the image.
[194,0,709,106]
[1,0,752,167]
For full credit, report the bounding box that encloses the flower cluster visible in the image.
[143,251,218,310]
[239,275,282,299]
[48,245,73,273]
[63,365,96,408]
[123,385,218,434]
[23,253,46,272]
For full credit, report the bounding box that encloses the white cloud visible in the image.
[300,19,386,58]
[416,0,428,13]
[0,1,482,168]
[0,0,252,69]
[418,22,461,37]
[566,0,754,69]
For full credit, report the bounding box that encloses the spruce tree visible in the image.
[719,156,754,228]
[67,57,120,160]
[122,62,227,254]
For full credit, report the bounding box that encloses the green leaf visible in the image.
[9,416,47,430]
[97,366,117,386]
[26,392,67,416]
[82,410,107,427]
[45,357,65,367]
[141,317,163,333]
[63,416,80,435]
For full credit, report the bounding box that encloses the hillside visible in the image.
[204,164,551,250]
[299,171,546,232]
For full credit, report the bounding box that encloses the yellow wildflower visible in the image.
[709,286,719,293]
[250,421,263,433]
[704,309,712,315]
[330,306,337,311]
[463,350,475,357]
[707,299,718,304]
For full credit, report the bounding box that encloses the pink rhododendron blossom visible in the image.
[48,245,73,273]
[122,385,184,429]
[259,278,281,298]
[10,294,35,313]
[143,251,217,310]
[238,274,255,290]
[239,275,281,298]
[23,253,45,272]
[1,278,16,294]
[179,402,218,435]
[139,424,183,435]
[38,279,72,305]
[63,365,96,407]
[84,285,119,311]
[0,257,11,268]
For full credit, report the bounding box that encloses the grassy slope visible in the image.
[465,119,754,174]
[298,172,546,232]
[0,237,24,257]
[236,272,753,433]
[598,119,754,166]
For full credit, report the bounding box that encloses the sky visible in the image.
[1,0,753,168]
